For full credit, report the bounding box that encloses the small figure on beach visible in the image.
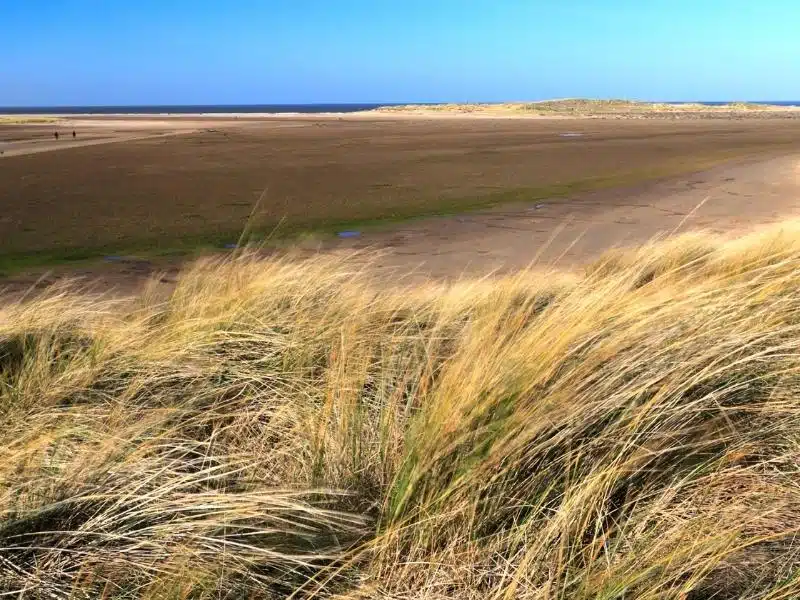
[54,131,59,140]
[72,130,76,138]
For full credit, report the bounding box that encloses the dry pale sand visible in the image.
[0,115,317,157]
[0,117,241,157]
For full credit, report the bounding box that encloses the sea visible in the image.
[1,102,799,115]
[0,104,395,115]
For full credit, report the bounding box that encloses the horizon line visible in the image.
[3,99,800,110]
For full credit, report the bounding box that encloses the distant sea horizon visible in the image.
[0,103,395,115]
[1,101,800,115]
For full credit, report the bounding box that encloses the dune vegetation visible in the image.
[5,222,800,598]
[375,99,799,116]
[0,116,58,124]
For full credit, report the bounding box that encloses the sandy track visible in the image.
[0,117,312,157]
[0,118,246,157]
[0,132,188,157]
[324,153,800,280]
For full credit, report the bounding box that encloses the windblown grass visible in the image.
[5,223,800,597]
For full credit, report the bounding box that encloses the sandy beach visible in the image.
[3,111,800,295]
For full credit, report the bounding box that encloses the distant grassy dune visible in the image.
[0,116,59,124]
[373,98,800,117]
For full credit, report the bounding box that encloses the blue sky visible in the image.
[2,0,799,106]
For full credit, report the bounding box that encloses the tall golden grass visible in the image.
[4,223,800,598]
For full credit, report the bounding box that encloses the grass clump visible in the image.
[5,223,800,597]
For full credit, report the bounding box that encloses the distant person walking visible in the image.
[72,130,76,139]
[54,131,59,140]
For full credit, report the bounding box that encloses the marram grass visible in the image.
[5,223,800,598]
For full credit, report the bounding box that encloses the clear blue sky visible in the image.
[2,0,799,106]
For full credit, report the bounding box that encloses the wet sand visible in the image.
[2,114,800,296]
[3,152,799,298]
